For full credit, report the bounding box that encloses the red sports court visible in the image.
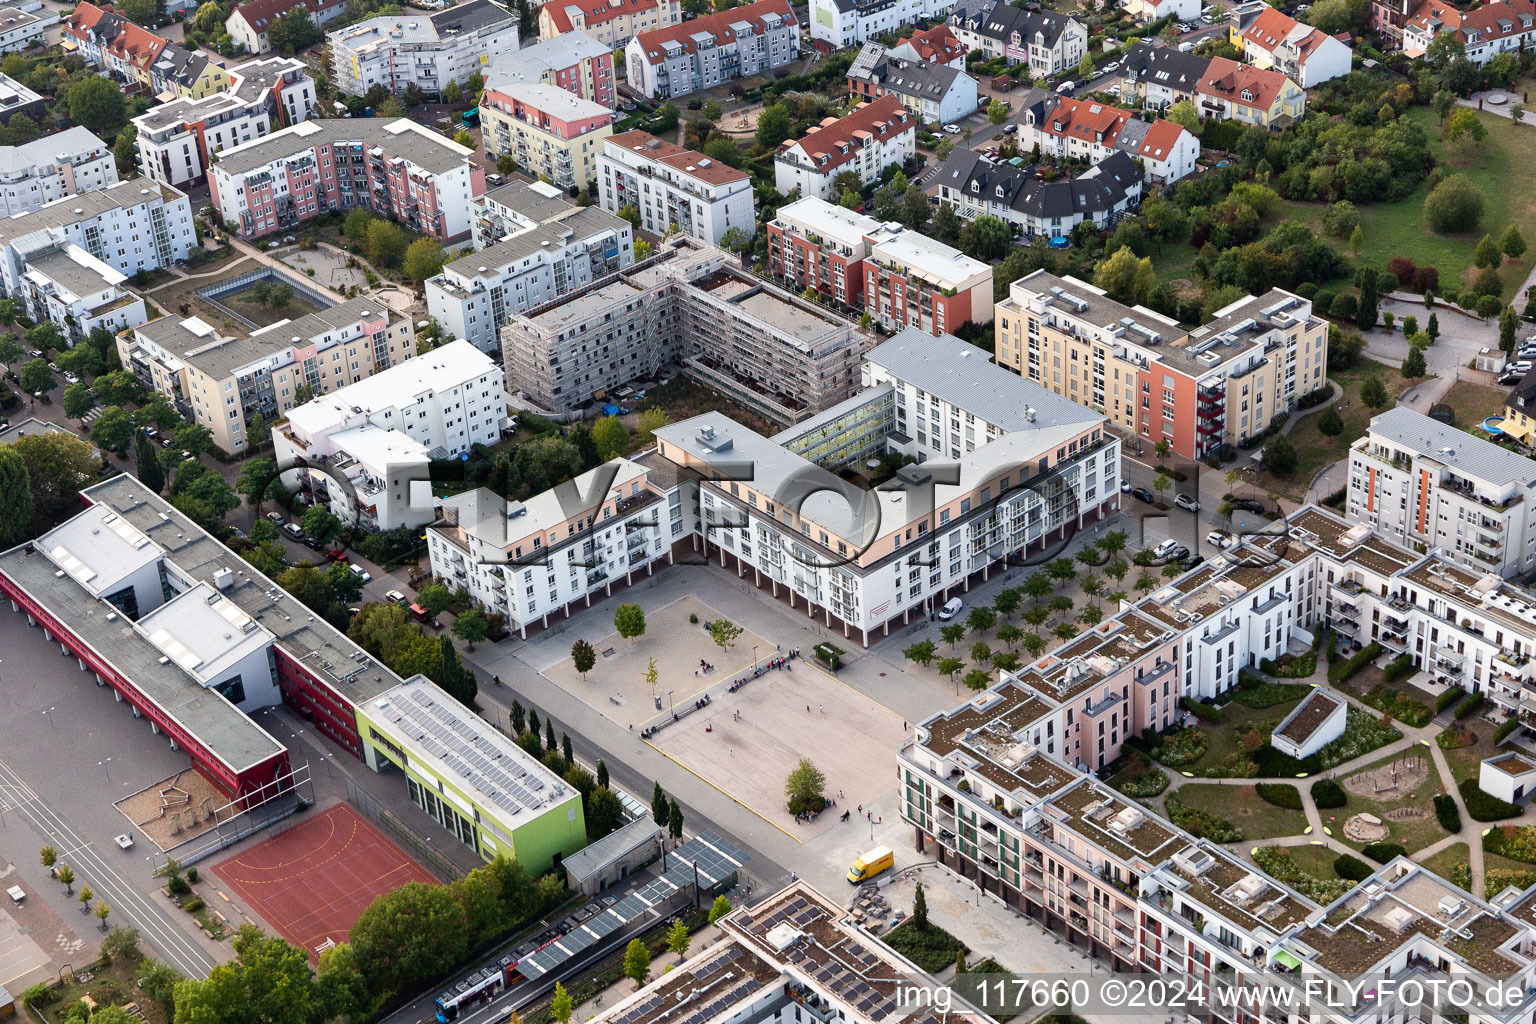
[213,803,437,960]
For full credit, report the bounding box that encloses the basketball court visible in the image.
[212,803,437,960]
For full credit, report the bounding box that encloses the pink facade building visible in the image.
[484,30,616,109]
[208,118,485,242]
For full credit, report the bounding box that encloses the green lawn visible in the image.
[1334,748,1452,855]
[1439,379,1514,436]
[1275,106,1536,302]
[1285,842,1344,880]
[1418,842,1471,892]
[1441,721,1505,785]
[1176,695,1306,776]
[1174,783,1310,840]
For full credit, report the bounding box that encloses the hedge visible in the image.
[1312,778,1347,808]
[1495,717,1521,744]
[1256,784,1303,810]
[1484,825,1536,864]
[1454,692,1485,720]
[1460,778,1522,821]
[1382,655,1415,682]
[1232,681,1311,708]
[1361,841,1407,863]
[1333,854,1372,881]
[1363,686,1432,727]
[1328,642,1382,685]
[1435,685,1467,713]
[1433,794,1462,833]
[1180,697,1223,724]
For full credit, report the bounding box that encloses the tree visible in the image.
[652,781,668,826]
[1501,306,1519,352]
[551,982,574,1024]
[403,238,447,283]
[633,238,653,260]
[56,864,74,894]
[718,225,751,256]
[913,881,928,929]
[1357,269,1378,330]
[709,895,732,922]
[301,505,343,546]
[571,639,595,680]
[61,381,95,424]
[1166,100,1199,132]
[666,918,691,957]
[901,184,930,232]
[1445,108,1486,143]
[39,846,54,868]
[708,618,742,652]
[940,623,965,649]
[931,202,961,246]
[904,639,936,666]
[644,656,658,694]
[235,456,277,509]
[1502,224,1527,260]
[68,76,126,138]
[1262,433,1297,475]
[1318,405,1344,437]
[963,668,992,691]
[1348,224,1364,255]
[1094,247,1155,306]
[636,407,669,446]
[1361,375,1389,408]
[668,798,683,841]
[365,219,409,268]
[88,407,134,454]
[1424,174,1483,233]
[1428,312,1440,341]
[19,357,53,398]
[1076,53,1095,79]
[173,925,329,1024]
[623,938,652,990]
[937,657,963,687]
[958,214,1010,260]
[592,415,629,460]
[417,582,453,617]
[987,98,1007,124]
[1474,233,1504,269]
[443,79,463,104]
[614,602,646,639]
[351,882,469,996]
[194,0,225,32]
[785,757,826,812]
[452,606,489,650]
[588,786,624,839]
[268,7,321,52]
[755,103,793,149]
[701,98,723,123]
[1402,345,1427,379]
[93,370,143,407]
[1322,200,1359,238]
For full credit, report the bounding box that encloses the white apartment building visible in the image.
[274,341,505,531]
[1348,406,1536,580]
[0,1,59,52]
[327,1,520,100]
[773,93,916,202]
[0,128,116,219]
[118,298,417,454]
[0,178,197,301]
[16,243,146,344]
[597,131,755,246]
[538,0,681,50]
[425,202,633,354]
[809,0,957,49]
[624,0,799,100]
[133,56,316,188]
[467,178,575,249]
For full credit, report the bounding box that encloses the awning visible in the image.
[1274,951,1303,970]
[1501,418,1533,443]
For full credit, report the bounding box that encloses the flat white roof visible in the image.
[773,197,879,252]
[868,229,988,289]
[443,457,651,550]
[287,340,496,437]
[327,422,431,472]
[38,503,163,598]
[137,581,275,686]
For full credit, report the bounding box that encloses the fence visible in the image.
[345,777,464,883]
[194,266,338,329]
[148,763,315,870]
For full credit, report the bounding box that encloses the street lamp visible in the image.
[42,706,55,730]
[668,690,675,716]
[752,645,759,672]
[97,758,112,782]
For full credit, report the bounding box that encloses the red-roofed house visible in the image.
[63,2,170,90]
[539,0,681,49]
[1402,0,1536,62]
[889,25,968,68]
[1195,56,1305,128]
[1022,95,1199,183]
[226,0,346,54]
[625,0,799,99]
[774,93,916,200]
[597,130,755,244]
[1120,117,1199,184]
[1238,6,1351,85]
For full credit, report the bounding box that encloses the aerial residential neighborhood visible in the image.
[0,0,1535,1020]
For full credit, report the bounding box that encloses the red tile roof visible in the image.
[230,0,343,33]
[633,0,794,64]
[543,0,661,34]
[65,0,110,33]
[1135,119,1189,161]
[1196,56,1289,111]
[606,130,750,186]
[1242,6,1298,50]
[1407,0,1536,43]
[902,24,966,63]
[1042,96,1131,146]
[777,93,913,174]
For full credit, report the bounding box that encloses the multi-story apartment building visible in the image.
[597,131,755,245]
[846,45,979,126]
[947,1,1085,74]
[1021,95,1200,184]
[483,31,615,110]
[625,0,799,100]
[538,0,680,49]
[1123,0,1200,23]
[118,297,416,453]
[0,1,58,53]
[0,128,117,218]
[935,149,1141,240]
[1117,41,1209,111]
[133,56,317,188]
[765,197,990,337]
[328,1,520,100]
[0,73,46,127]
[995,271,1328,460]
[480,82,613,192]
[13,243,146,343]
[63,2,169,89]
[1402,0,1536,63]
[502,236,874,422]
[774,94,915,201]
[274,341,504,531]
[1373,0,1414,45]
[208,119,485,242]
[1195,56,1305,128]
[226,0,347,54]
[467,177,572,248]
[808,0,958,50]
[889,24,968,66]
[1237,6,1351,85]
[1347,406,1536,580]
[0,178,197,299]
[426,201,632,354]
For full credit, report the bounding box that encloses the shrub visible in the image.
[1253,846,1353,903]
[1256,783,1302,809]
[1438,727,1475,749]
[1333,854,1372,881]
[1118,766,1170,797]
[1434,794,1462,833]
[1461,778,1522,821]
[1181,697,1223,724]
[1436,685,1467,713]
[1454,692,1485,719]
[1312,778,1347,808]
[1387,256,1417,287]
[1151,728,1209,766]
[1411,266,1439,293]
[166,875,191,896]
[1477,295,1502,319]
[1495,717,1521,744]
[1330,293,1358,319]
[1484,825,1536,864]
[1165,797,1243,842]
[1361,841,1407,863]
[1382,655,1415,682]
[1329,642,1383,685]
[20,983,56,1007]
[1363,686,1432,726]
[183,896,205,913]
[1232,682,1311,708]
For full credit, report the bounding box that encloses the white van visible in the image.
[939,597,964,620]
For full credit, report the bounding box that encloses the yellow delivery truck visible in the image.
[847,845,894,884]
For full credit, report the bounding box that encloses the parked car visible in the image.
[1056,80,1076,94]
[1177,553,1205,570]
[265,511,285,525]
[282,522,305,541]
[1206,530,1233,549]
[1131,486,1156,503]
[942,123,962,134]
[62,371,79,385]
[143,425,158,438]
[304,535,326,551]
[385,589,408,603]
[1101,60,1120,74]
[350,564,372,583]
[1001,123,1017,134]
[1121,480,1132,493]
[1174,493,1200,512]
[1163,545,1191,563]
[1227,496,1267,514]
[1152,538,1180,559]
[938,597,963,620]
